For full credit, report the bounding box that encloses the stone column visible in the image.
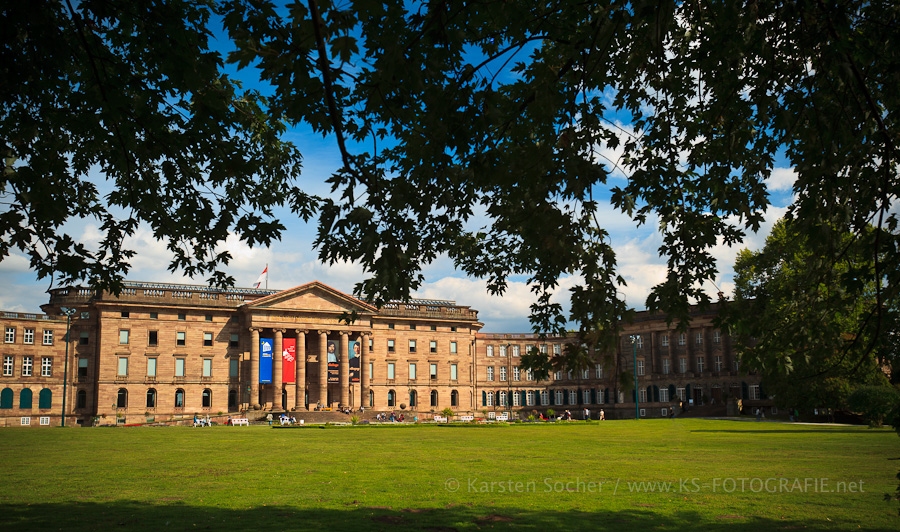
[361,333,370,409]
[295,330,307,410]
[250,328,260,409]
[273,329,284,410]
[340,331,350,407]
[319,330,329,408]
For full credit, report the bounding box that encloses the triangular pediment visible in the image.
[243,282,376,314]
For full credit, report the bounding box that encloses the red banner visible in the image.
[282,338,296,383]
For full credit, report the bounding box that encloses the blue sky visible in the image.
[0,13,803,333]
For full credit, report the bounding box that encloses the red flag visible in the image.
[254,266,268,288]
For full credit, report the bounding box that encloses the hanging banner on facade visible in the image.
[259,338,273,383]
[327,340,339,383]
[283,337,296,384]
[349,340,361,383]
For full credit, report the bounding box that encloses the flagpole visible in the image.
[265,263,268,290]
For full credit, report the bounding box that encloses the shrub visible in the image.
[847,385,900,427]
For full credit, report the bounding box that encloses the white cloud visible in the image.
[767,167,796,192]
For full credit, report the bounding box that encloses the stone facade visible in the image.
[0,280,765,426]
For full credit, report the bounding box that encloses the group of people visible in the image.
[279,414,298,425]
[375,412,404,422]
[192,415,211,427]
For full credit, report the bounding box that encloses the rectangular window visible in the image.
[387,362,395,380]
[663,359,670,375]
[147,358,157,377]
[387,339,395,353]
[540,390,549,406]
[121,311,129,318]
[679,358,687,374]
[79,331,89,345]
[450,326,457,332]
[148,330,158,346]
[409,363,416,380]
[4,327,14,343]
[638,389,647,403]
[696,356,705,373]
[513,367,521,381]
[388,323,394,330]
[749,384,760,400]
[696,332,703,345]
[42,330,53,345]
[409,339,416,353]
[20,417,30,426]
[660,388,669,402]
[409,324,416,331]
[676,387,686,401]
[203,333,213,347]
[41,357,52,377]
[540,345,547,355]
[661,334,669,347]
[567,390,576,404]
[595,364,603,378]
[450,341,457,354]
[119,329,129,344]
[637,359,645,376]
[176,331,186,346]
[678,333,686,346]
[715,356,723,372]
[430,340,437,353]
[486,367,494,381]
[202,358,212,377]
[525,344,533,355]
[635,335,643,349]
[24,329,34,345]
[175,358,185,377]
[512,345,520,357]
[430,363,437,380]
[450,363,458,380]
[230,334,239,348]
[554,371,562,380]
[499,367,507,381]
[22,356,33,376]
[78,358,88,378]
[81,311,90,319]
[485,391,493,406]
[2,356,12,376]
[40,416,50,426]
[205,315,212,322]
[526,368,534,381]
[734,359,740,372]
[178,313,186,320]
[150,312,158,319]
[430,325,436,331]
[499,345,506,357]
[567,370,573,380]
[486,345,493,357]
[117,357,128,376]
[714,330,721,344]
[582,369,590,379]
[229,358,239,377]
[368,362,373,380]
[527,391,535,406]
[553,344,561,355]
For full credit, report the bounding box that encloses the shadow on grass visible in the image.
[0,501,874,532]
[691,429,893,434]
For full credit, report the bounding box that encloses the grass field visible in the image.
[0,419,898,531]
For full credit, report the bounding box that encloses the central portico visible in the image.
[242,282,375,411]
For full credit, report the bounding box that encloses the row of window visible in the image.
[117,311,215,322]
[0,387,52,409]
[385,323,458,332]
[116,356,240,378]
[119,330,240,348]
[639,330,722,348]
[478,383,760,407]
[385,362,458,381]
[114,387,216,409]
[386,339,458,354]
[2,356,52,377]
[4,327,54,345]
[383,389,460,408]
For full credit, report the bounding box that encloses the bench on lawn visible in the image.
[496,413,509,421]
[459,415,475,422]
[231,418,249,426]
[433,415,448,423]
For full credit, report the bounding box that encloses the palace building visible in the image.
[0,280,765,426]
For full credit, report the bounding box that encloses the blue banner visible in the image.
[259,338,273,383]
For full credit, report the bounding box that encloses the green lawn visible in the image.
[0,419,897,531]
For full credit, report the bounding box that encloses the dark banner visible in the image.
[350,340,360,383]
[327,340,339,383]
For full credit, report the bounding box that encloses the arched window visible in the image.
[387,390,395,407]
[175,389,185,408]
[409,390,417,407]
[39,388,52,409]
[450,390,458,407]
[116,388,127,408]
[20,388,33,409]
[202,389,212,408]
[228,389,238,410]
[368,390,374,407]
[0,387,13,409]
[146,388,157,408]
[430,390,438,407]
[76,389,87,409]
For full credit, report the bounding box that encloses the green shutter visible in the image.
[19,388,32,409]
[38,388,52,409]
[0,388,12,409]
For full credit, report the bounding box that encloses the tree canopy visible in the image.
[3,1,899,367]
[727,219,893,412]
